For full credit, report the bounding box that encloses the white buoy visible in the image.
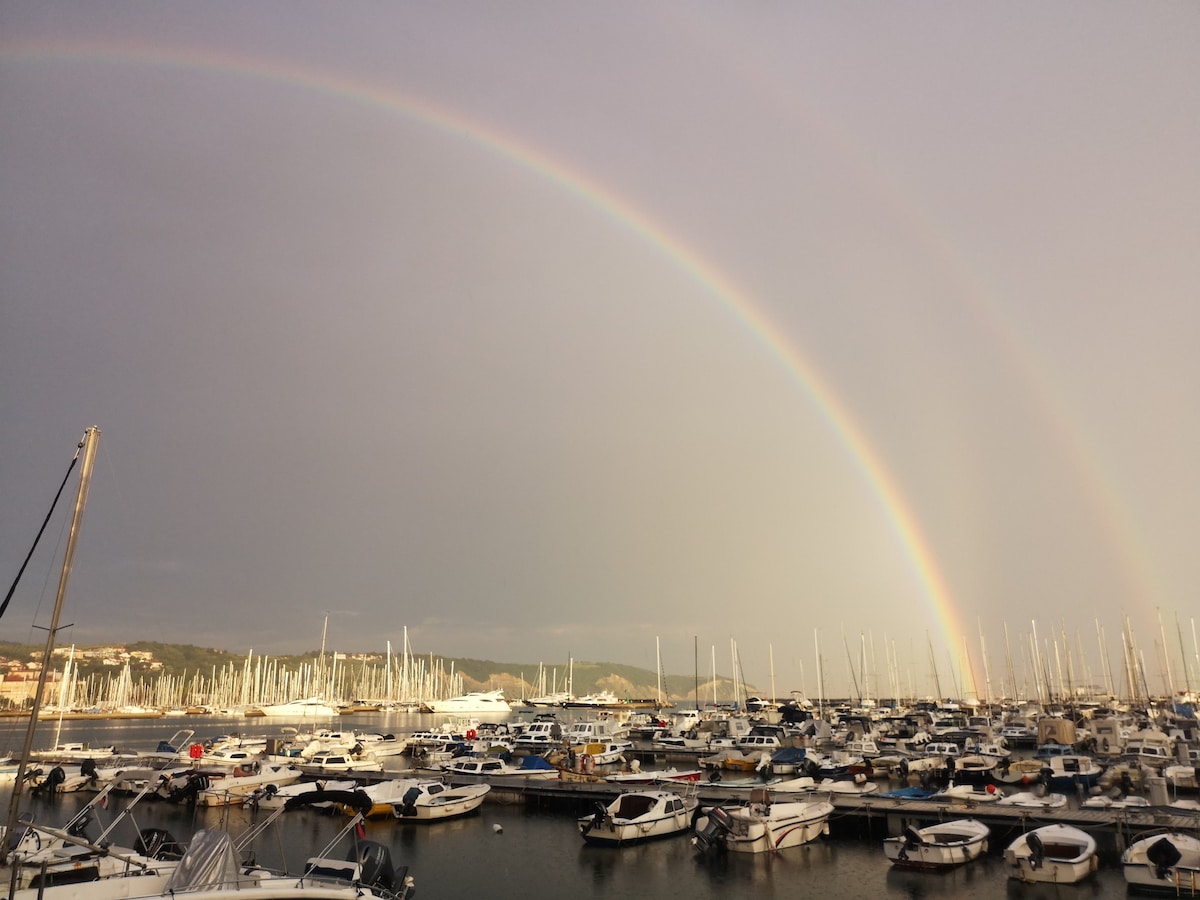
[492,823,503,834]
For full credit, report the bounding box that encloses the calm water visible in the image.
[0,715,1133,899]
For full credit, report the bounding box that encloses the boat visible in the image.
[578,789,699,846]
[692,789,833,854]
[352,779,428,818]
[933,782,1002,804]
[390,780,491,821]
[252,697,338,718]
[3,785,184,891]
[7,803,415,900]
[1122,831,1200,895]
[426,689,511,715]
[298,749,384,775]
[443,756,557,780]
[883,818,990,870]
[996,790,1067,810]
[1005,823,1098,884]
[244,778,359,810]
[993,756,1048,785]
[512,718,562,751]
[569,740,632,767]
[951,754,1000,785]
[28,742,121,763]
[1082,791,1151,810]
[155,762,303,806]
[1045,754,1104,789]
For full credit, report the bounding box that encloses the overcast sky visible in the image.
[2,3,1197,699]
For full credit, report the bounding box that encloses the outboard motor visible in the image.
[397,786,423,818]
[897,825,924,861]
[171,772,210,803]
[583,801,608,834]
[136,827,185,860]
[1026,831,1045,870]
[347,842,395,891]
[66,810,92,839]
[1146,837,1182,880]
[34,766,66,797]
[79,758,98,780]
[693,806,734,855]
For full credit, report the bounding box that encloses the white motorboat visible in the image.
[443,756,557,780]
[579,790,699,846]
[1122,832,1200,895]
[512,718,563,751]
[997,790,1067,810]
[252,697,338,718]
[933,782,1002,804]
[390,780,490,821]
[156,762,303,806]
[426,689,511,714]
[693,789,833,854]
[1082,793,1150,810]
[1005,823,1098,884]
[883,818,990,870]
[1167,764,1200,791]
[563,718,629,744]
[571,740,632,767]
[9,821,414,900]
[244,778,358,810]
[298,749,383,775]
[1046,754,1104,789]
[4,785,184,891]
[29,742,119,762]
[353,779,429,818]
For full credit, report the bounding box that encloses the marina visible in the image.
[2,709,1198,898]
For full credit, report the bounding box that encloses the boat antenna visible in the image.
[4,427,100,866]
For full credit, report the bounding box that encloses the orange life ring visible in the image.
[466,729,478,741]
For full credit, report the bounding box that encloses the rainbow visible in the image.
[1,37,969,655]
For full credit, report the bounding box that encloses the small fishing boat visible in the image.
[883,818,990,870]
[1005,823,1098,884]
[693,789,833,854]
[1122,832,1200,895]
[390,780,490,821]
[578,790,699,846]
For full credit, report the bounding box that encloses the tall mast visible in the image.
[4,427,100,863]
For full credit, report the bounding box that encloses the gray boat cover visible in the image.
[163,829,255,892]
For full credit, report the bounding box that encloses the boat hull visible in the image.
[884,819,990,870]
[1005,823,1098,884]
[578,791,699,846]
[1122,833,1200,896]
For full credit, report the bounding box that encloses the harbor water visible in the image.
[0,714,1137,899]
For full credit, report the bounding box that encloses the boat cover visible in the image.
[163,829,255,892]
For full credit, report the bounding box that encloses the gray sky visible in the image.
[2,3,1197,699]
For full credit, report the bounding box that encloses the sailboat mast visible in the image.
[4,427,100,864]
